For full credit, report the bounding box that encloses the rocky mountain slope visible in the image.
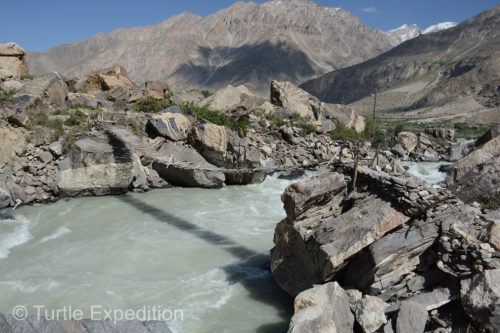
[301,5,500,122]
[25,0,392,96]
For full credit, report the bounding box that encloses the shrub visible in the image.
[28,111,64,139]
[0,88,16,103]
[201,90,213,98]
[164,88,174,100]
[482,192,500,210]
[266,113,286,128]
[330,123,359,142]
[133,97,169,113]
[182,104,231,127]
[64,110,87,127]
[68,86,87,93]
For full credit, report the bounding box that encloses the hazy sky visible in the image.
[1,0,498,52]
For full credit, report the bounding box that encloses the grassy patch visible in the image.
[20,74,34,80]
[482,193,500,210]
[68,86,88,94]
[133,97,170,113]
[0,88,16,103]
[64,110,87,127]
[164,88,174,100]
[265,113,286,128]
[28,111,64,140]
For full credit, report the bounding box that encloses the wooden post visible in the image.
[372,89,377,128]
[352,148,360,191]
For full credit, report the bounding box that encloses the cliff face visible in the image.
[300,5,500,113]
[26,0,393,95]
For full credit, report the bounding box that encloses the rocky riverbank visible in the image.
[1,43,466,211]
[270,126,500,332]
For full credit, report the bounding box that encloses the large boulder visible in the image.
[270,80,320,120]
[144,80,169,100]
[188,123,261,169]
[151,142,225,188]
[12,72,68,112]
[446,135,500,203]
[146,107,192,141]
[0,42,29,80]
[475,123,500,147]
[322,103,366,133]
[288,282,354,333]
[355,295,389,333]
[425,128,455,141]
[397,132,418,153]
[81,65,134,102]
[395,301,428,333]
[57,131,135,196]
[461,269,500,332]
[198,85,263,114]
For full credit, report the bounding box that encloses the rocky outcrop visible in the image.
[0,315,172,333]
[198,85,263,114]
[272,163,500,332]
[77,65,134,103]
[57,131,135,196]
[270,80,321,120]
[0,43,29,80]
[425,128,455,141]
[270,80,365,132]
[446,134,500,202]
[397,132,418,153]
[151,142,225,188]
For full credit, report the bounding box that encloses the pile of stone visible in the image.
[271,166,500,332]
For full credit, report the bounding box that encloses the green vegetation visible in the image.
[164,88,174,100]
[0,88,16,103]
[20,74,34,80]
[482,192,500,210]
[265,113,286,128]
[53,109,71,116]
[64,110,88,127]
[375,119,496,140]
[201,90,213,98]
[62,136,77,152]
[68,86,87,93]
[132,97,169,113]
[28,111,64,139]
[71,103,93,110]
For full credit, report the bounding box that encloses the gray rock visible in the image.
[37,151,53,164]
[355,295,388,333]
[391,144,406,157]
[57,131,135,196]
[188,123,262,176]
[343,219,439,295]
[288,282,354,333]
[48,139,64,156]
[425,128,455,141]
[461,269,500,331]
[170,90,205,105]
[7,108,30,127]
[0,183,11,208]
[152,142,225,188]
[396,301,428,333]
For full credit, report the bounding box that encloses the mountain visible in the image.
[26,0,393,96]
[423,22,457,34]
[385,24,421,46]
[300,5,500,123]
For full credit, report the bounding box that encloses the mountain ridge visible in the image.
[26,0,393,96]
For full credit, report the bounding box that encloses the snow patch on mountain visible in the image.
[423,22,458,34]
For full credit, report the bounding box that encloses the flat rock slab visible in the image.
[317,196,410,281]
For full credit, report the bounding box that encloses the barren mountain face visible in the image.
[26,0,392,95]
[300,5,500,117]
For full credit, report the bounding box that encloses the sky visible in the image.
[1,0,498,52]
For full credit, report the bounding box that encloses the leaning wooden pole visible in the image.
[372,89,377,127]
[352,148,360,191]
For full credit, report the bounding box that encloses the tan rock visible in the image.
[170,90,205,105]
[0,43,25,56]
[490,220,500,251]
[322,103,365,132]
[148,112,192,141]
[0,43,29,80]
[270,80,320,120]
[198,85,260,113]
[398,131,418,152]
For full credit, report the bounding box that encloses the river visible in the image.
[0,173,317,333]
